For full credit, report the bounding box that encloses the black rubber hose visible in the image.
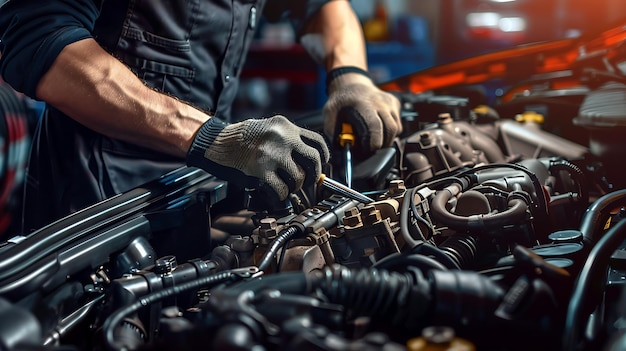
[438,234,479,269]
[578,189,626,243]
[411,242,461,270]
[562,217,626,351]
[308,264,505,333]
[373,252,448,272]
[401,176,470,248]
[549,159,589,212]
[256,225,302,271]
[308,264,432,329]
[222,265,504,335]
[430,184,528,232]
[211,266,431,329]
[458,163,549,216]
[103,270,239,351]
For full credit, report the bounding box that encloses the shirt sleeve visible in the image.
[0,0,101,98]
[263,0,332,37]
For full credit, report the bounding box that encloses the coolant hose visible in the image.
[225,264,505,334]
[578,189,626,243]
[309,264,431,329]
[430,183,528,232]
[438,234,479,269]
[308,264,505,332]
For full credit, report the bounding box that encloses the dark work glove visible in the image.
[323,69,402,154]
[187,115,330,201]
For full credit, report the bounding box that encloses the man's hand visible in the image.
[323,70,402,154]
[187,115,330,201]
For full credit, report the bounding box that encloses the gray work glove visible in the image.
[323,69,402,155]
[187,115,330,201]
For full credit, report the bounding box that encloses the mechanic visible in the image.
[0,0,402,233]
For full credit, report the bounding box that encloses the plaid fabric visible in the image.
[0,83,37,237]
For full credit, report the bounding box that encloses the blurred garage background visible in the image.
[234,0,626,117]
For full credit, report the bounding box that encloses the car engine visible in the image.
[2,26,626,351]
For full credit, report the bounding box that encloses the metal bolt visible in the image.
[388,180,406,195]
[361,205,382,225]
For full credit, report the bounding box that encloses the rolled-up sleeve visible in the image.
[0,0,100,97]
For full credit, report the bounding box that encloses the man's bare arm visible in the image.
[36,38,209,158]
[300,0,368,73]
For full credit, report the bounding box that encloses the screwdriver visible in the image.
[318,173,374,204]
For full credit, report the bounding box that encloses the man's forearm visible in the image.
[300,0,368,72]
[36,38,209,158]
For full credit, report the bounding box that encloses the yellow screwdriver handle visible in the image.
[338,122,355,148]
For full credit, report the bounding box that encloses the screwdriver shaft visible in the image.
[318,174,374,204]
[344,143,353,188]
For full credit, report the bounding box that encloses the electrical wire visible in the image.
[399,185,425,247]
[409,186,435,240]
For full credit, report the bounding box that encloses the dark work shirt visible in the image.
[0,0,329,232]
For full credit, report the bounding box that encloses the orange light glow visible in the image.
[379,22,626,96]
